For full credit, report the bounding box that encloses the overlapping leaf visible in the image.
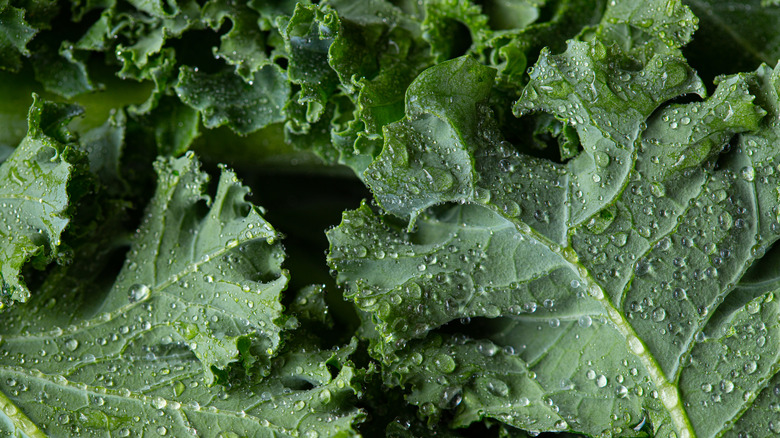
[0,0,38,72]
[328,4,780,435]
[0,96,79,305]
[93,152,291,381]
[0,321,363,437]
[0,146,367,436]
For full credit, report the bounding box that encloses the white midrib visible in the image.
[501,211,697,438]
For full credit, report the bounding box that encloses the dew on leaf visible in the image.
[434,354,456,373]
[128,284,151,303]
[64,339,79,351]
[484,378,510,397]
[517,397,530,407]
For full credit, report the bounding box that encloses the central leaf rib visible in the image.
[505,211,697,438]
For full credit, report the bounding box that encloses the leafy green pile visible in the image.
[2,0,780,436]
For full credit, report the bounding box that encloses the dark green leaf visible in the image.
[175,65,289,135]
[0,1,38,72]
[328,12,780,435]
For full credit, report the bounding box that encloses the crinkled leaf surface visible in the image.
[324,0,433,136]
[175,66,289,135]
[329,12,780,436]
[278,3,340,114]
[202,0,271,81]
[0,0,38,72]
[0,96,80,305]
[8,0,780,437]
[30,41,95,99]
[0,317,363,437]
[367,38,706,231]
[0,150,366,437]
[93,152,290,382]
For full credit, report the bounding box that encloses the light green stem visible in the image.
[0,389,47,438]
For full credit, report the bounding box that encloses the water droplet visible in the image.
[354,245,367,257]
[64,339,79,351]
[596,375,607,388]
[152,397,167,409]
[477,342,497,357]
[595,151,610,167]
[517,397,530,406]
[650,182,666,197]
[174,381,185,397]
[484,378,509,397]
[128,284,151,303]
[741,166,755,182]
[719,212,733,230]
[578,315,592,328]
[434,354,456,373]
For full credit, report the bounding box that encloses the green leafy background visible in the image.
[2,0,780,437]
